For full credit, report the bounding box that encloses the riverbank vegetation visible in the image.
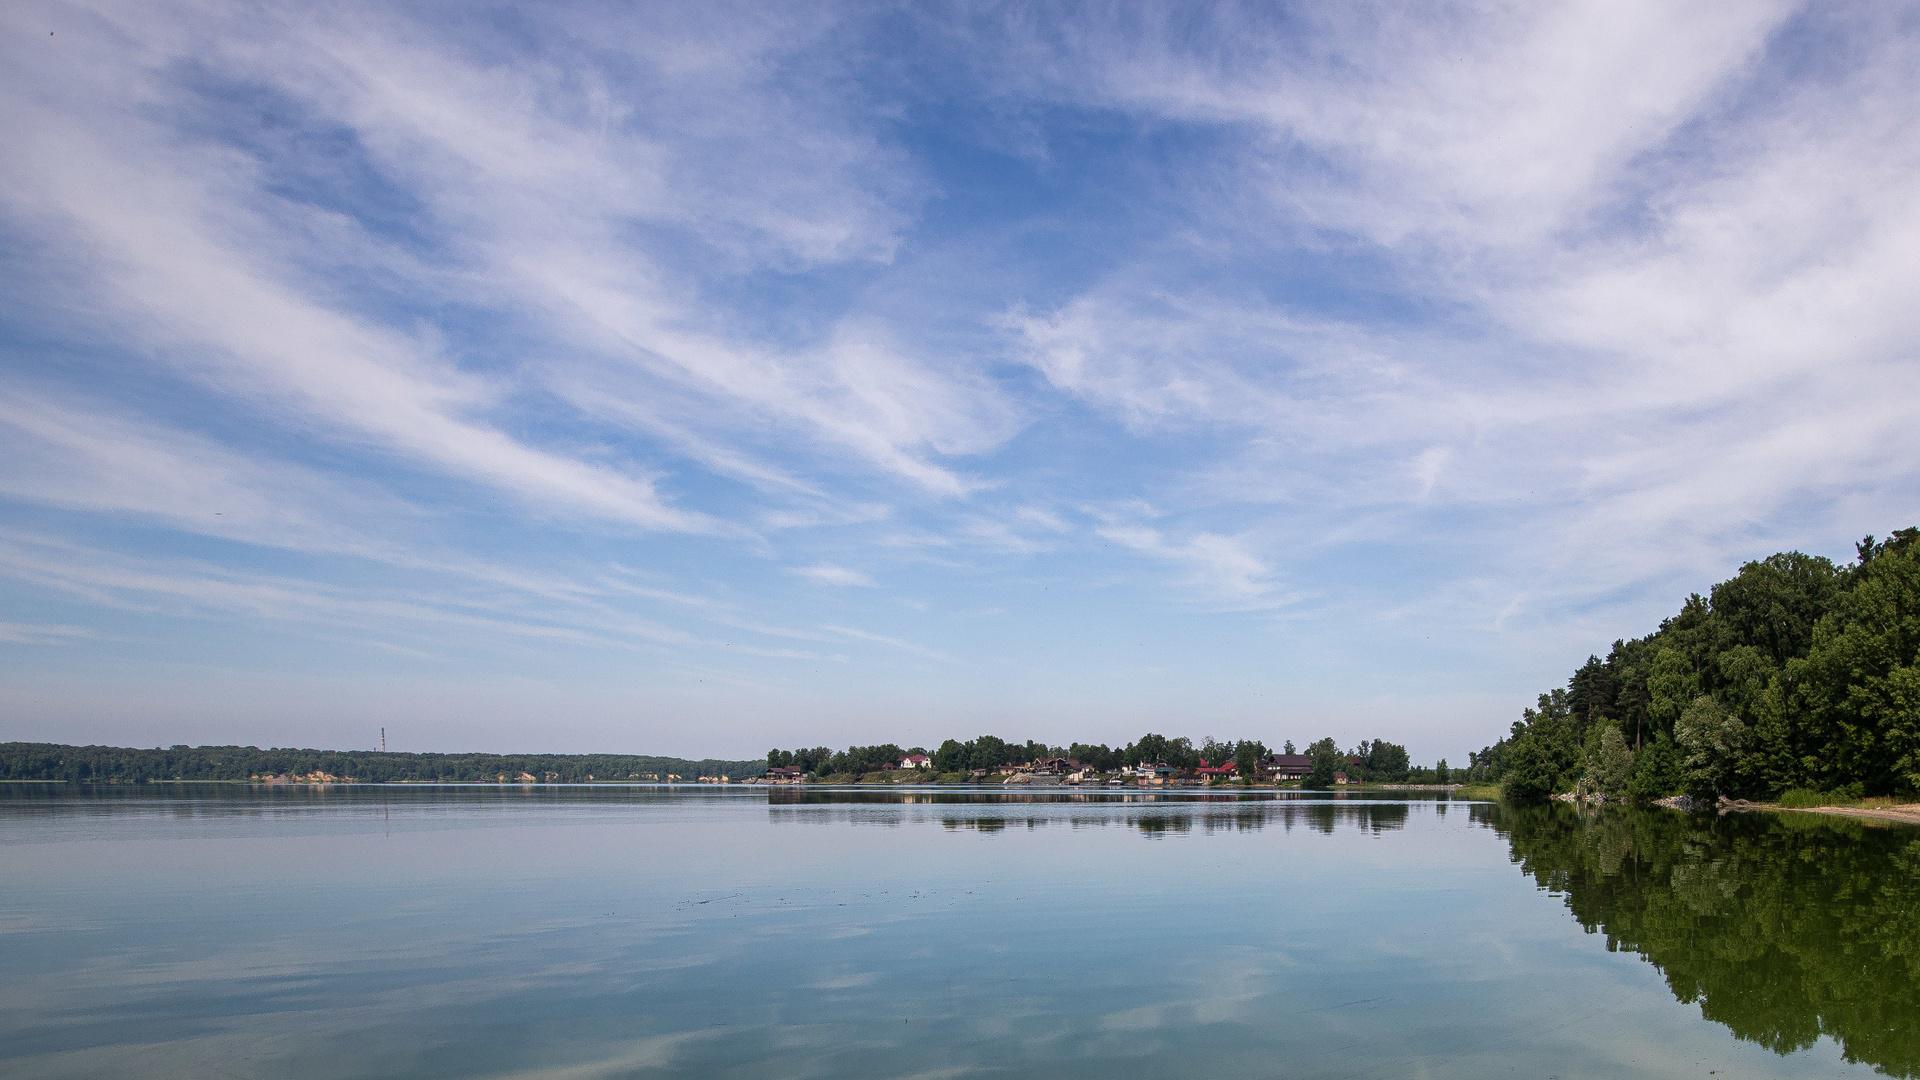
[1469,527,1919,804]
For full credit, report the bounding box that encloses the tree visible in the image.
[1790,536,1920,795]
[1365,739,1411,782]
[1626,734,1682,802]
[1646,647,1699,743]
[1234,739,1266,781]
[1581,723,1633,799]
[1503,735,1561,801]
[1434,758,1449,784]
[1305,737,1342,787]
[933,739,967,773]
[1282,739,1296,755]
[1675,695,1748,799]
[1128,732,1171,766]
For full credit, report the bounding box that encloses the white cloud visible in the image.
[790,563,876,588]
[1095,523,1292,611]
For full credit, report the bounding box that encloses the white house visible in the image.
[900,753,932,769]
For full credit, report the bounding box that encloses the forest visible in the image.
[1468,527,1920,802]
[0,743,763,783]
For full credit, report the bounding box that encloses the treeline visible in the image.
[769,732,1429,783]
[0,743,764,783]
[1470,527,1920,803]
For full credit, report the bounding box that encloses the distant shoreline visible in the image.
[0,742,763,785]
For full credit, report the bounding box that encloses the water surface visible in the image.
[1,785,1914,1078]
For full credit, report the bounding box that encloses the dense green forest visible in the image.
[767,732,1424,783]
[0,743,763,783]
[1468,527,1920,802]
[1487,802,1920,1076]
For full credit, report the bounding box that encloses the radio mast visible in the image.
[380,727,387,753]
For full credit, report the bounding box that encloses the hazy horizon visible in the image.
[3,2,1917,763]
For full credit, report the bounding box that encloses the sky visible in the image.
[1,2,1917,762]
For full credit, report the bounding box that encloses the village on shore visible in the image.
[748,751,1435,788]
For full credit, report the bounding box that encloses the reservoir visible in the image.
[1,785,1913,1078]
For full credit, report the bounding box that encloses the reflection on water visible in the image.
[1483,801,1920,1078]
[765,787,1417,835]
[0,784,1910,1079]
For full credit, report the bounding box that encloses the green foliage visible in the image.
[1433,758,1450,784]
[1502,734,1561,801]
[1675,695,1749,800]
[1233,739,1266,779]
[1580,723,1633,799]
[1305,737,1342,787]
[1364,738,1411,782]
[1476,524,1920,802]
[1646,646,1699,742]
[1626,734,1683,802]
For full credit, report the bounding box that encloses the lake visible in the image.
[1,785,1915,1079]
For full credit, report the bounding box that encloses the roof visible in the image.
[1264,754,1313,769]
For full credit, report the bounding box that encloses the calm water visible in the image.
[2,786,1915,1079]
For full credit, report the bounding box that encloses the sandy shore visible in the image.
[1774,803,1920,826]
[1719,799,1920,827]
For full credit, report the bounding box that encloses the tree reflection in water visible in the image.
[761,788,1413,836]
[1481,802,1920,1078]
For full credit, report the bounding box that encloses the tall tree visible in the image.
[1305,737,1342,787]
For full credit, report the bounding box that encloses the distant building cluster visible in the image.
[750,752,1366,787]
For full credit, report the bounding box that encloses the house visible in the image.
[1004,770,1063,786]
[1263,754,1313,781]
[1130,762,1177,785]
[900,753,932,770]
[1028,757,1074,775]
[763,765,804,784]
[1195,758,1239,781]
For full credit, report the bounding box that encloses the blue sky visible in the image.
[2,2,1916,761]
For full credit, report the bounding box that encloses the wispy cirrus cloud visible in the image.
[1094,523,1293,612]
[994,0,1920,619]
[790,564,876,589]
[0,620,92,646]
